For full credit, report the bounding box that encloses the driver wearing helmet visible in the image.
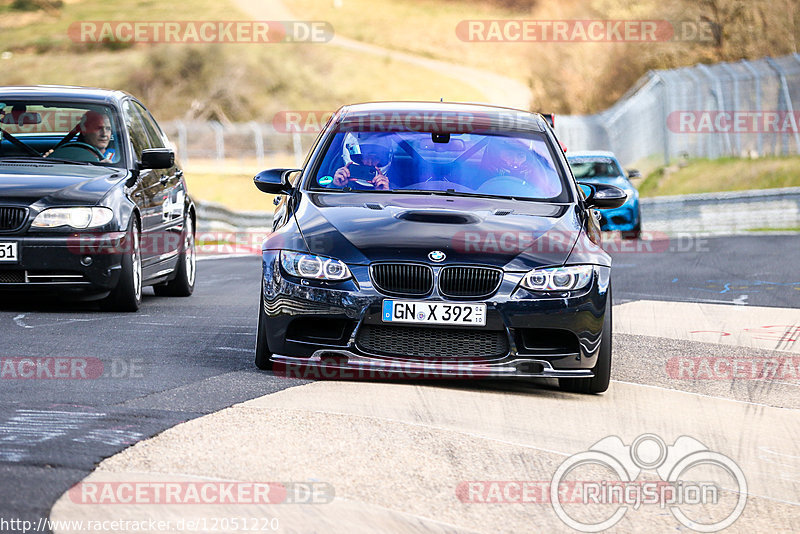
[332,133,393,190]
[480,137,560,196]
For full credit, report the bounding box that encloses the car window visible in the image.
[310,130,567,202]
[122,100,152,161]
[0,100,124,166]
[132,101,166,149]
[568,157,624,179]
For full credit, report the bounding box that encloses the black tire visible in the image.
[255,289,273,370]
[101,218,142,312]
[559,287,612,394]
[154,215,196,297]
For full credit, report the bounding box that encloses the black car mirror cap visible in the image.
[140,148,175,169]
[254,168,300,194]
[578,182,627,209]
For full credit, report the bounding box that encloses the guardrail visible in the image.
[640,187,800,234]
[194,188,800,240]
[195,200,272,233]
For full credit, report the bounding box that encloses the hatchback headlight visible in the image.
[280,251,351,281]
[521,265,594,292]
[31,207,114,229]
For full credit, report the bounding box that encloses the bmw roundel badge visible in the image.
[428,250,446,262]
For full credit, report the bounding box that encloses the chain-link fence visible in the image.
[555,53,800,167]
[161,53,800,169]
[160,120,320,167]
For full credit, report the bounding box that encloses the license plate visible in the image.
[382,300,486,326]
[0,242,18,263]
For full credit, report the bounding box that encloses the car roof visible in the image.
[0,85,131,104]
[566,150,619,159]
[334,101,548,133]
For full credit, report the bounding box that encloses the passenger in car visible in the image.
[332,133,394,190]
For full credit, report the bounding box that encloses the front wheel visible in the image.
[154,215,196,297]
[255,289,273,370]
[559,287,612,394]
[101,218,142,312]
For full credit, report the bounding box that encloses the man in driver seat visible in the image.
[77,110,115,162]
[332,133,393,190]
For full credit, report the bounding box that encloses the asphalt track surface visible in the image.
[0,234,797,532]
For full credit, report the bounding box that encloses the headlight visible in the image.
[280,251,351,281]
[31,207,113,229]
[521,265,594,292]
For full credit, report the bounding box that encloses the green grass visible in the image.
[638,157,800,197]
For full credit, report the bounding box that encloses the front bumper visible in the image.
[598,202,639,232]
[0,234,124,294]
[261,253,611,379]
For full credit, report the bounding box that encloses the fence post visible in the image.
[174,120,188,164]
[697,64,733,156]
[719,63,742,156]
[740,60,763,156]
[765,57,800,155]
[210,121,225,162]
[249,121,264,167]
[292,132,303,167]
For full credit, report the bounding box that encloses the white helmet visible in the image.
[342,132,394,175]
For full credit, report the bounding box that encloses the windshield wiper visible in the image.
[396,188,525,201]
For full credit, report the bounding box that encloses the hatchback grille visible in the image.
[371,263,433,296]
[0,207,27,231]
[356,324,509,359]
[439,266,502,298]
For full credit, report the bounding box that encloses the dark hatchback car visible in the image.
[0,86,195,311]
[253,102,625,393]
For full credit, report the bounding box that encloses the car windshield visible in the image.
[0,100,124,167]
[568,156,624,179]
[311,130,567,201]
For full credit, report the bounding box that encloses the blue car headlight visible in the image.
[280,250,351,281]
[521,265,594,292]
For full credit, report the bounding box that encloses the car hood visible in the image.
[0,162,125,207]
[295,192,591,270]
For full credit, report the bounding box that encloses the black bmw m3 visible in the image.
[0,86,195,311]
[253,102,626,393]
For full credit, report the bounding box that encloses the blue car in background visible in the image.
[567,151,641,239]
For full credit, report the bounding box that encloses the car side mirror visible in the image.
[578,182,627,209]
[140,148,174,169]
[254,168,300,194]
[626,168,641,178]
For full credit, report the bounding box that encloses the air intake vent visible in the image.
[438,266,502,298]
[493,208,513,216]
[356,324,509,359]
[396,210,478,224]
[371,263,433,296]
[0,207,27,231]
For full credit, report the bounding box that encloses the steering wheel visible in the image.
[350,178,376,189]
[50,142,105,161]
[476,175,529,194]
